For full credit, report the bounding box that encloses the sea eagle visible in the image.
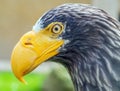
[11,3,120,91]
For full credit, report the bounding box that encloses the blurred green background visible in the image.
[0,0,120,91]
[0,64,74,91]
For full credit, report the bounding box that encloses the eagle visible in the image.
[11,3,120,91]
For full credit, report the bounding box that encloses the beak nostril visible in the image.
[24,38,33,46]
[24,42,33,45]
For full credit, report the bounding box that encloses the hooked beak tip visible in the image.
[18,77,28,85]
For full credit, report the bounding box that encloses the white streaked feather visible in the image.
[33,18,43,32]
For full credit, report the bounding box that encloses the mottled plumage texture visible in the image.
[33,4,120,91]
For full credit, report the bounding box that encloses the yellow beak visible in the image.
[11,29,64,84]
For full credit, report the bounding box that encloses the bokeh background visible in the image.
[0,0,120,91]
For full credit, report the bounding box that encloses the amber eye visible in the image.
[51,24,63,34]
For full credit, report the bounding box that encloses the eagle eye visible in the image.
[51,23,63,34]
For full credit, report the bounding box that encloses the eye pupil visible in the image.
[54,27,59,31]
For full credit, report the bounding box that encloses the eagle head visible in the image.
[11,3,120,91]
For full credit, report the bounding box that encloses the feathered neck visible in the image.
[56,47,113,91]
[53,9,120,91]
